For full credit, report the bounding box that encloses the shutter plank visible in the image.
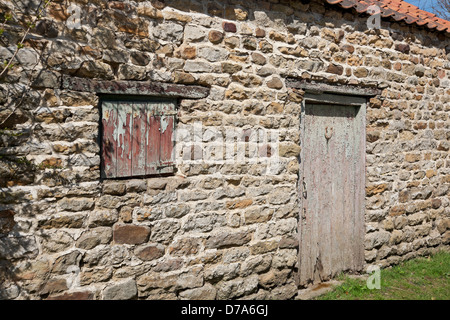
[101,101,118,178]
[160,115,174,166]
[158,101,175,174]
[116,102,133,177]
[131,102,147,176]
[146,114,161,175]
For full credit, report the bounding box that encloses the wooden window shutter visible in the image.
[101,98,176,178]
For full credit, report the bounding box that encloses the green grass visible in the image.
[317,251,450,300]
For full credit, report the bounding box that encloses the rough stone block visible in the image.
[205,229,252,249]
[134,243,165,261]
[113,224,150,245]
[103,279,137,300]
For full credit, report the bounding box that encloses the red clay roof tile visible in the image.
[325,0,450,33]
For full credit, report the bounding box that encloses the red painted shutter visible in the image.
[101,99,176,178]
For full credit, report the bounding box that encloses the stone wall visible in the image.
[0,0,449,300]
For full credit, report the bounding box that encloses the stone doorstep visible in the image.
[295,280,343,300]
[295,274,369,300]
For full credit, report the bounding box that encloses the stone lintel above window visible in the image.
[61,75,210,99]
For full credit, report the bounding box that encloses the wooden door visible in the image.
[299,98,365,286]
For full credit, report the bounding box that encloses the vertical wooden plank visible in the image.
[159,101,175,173]
[146,113,161,175]
[101,101,118,178]
[116,102,133,177]
[131,101,147,176]
[160,115,174,165]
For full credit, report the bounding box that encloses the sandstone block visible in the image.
[258,269,291,289]
[179,284,217,300]
[366,183,387,196]
[225,7,248,21]
[250,240,278,255]
[51,250,82,274]
[153,22,184,42]
[259,40,273,53]
[137,266,203,293]
[221,62,243,74]
[113,224,150,245]
[341,44,354,54]
[205,262,240,282]
[0,235,39,260]
[389,205,406,217]
[150,220,180,244]
[244,207,273,225]
[77,60,114,79]
[216,275,258,299]
[251,52,266,65]
[198,46,229,62]
[240,255,272,277]
[255,28,266,38]
[242,37,257,50]
[88,209,119,227]
[118,63,147,80]
[39,279,68,296]
[208,30,224,44]
[183,212,226,233]
[126,179,147,192]
[224,36,240,48]
[58,198,95,212]
[39,214,85,229]
[327,63,344,75]
[365,231,390,249]
[279,142,300,157]
[226,199,253,209]
[76,227,112,250]
[134,243,165,261]
[0,209,15,234]
[431,198,442,209]
[130,51,150,66]
[205,230,252,249]
[31,70,60,89]
[278,236,299,249]
[169,237,202,256]
[354,67,369,78]
[103,279,137,300]
[266,76,283,89]
[103,182,126,195]
[184,60,213,73]
[395,43,410,53]
[222,22,237,33]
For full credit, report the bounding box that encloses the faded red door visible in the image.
[299,100,365,286]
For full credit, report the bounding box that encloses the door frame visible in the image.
[298,92,367,286]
